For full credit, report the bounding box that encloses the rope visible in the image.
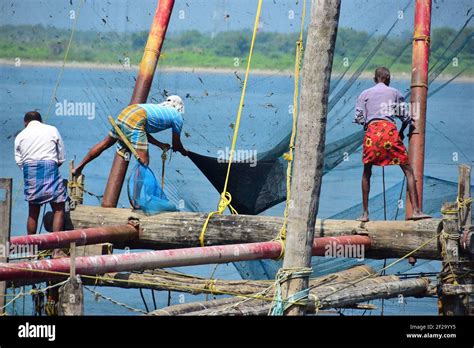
[274,0,307,258]
[84,286,147,314]
[161,148,169,190]
[269,267,312,315]
[0,279,68,315]
[199,0,262,247]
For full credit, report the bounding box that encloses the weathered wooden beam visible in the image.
[66,205,442,260]
[150,275,428,316]
[0,178,12,315]
[279,0,341,315]
[147,265,377,315]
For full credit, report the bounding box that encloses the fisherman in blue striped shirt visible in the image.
[73,95,188,176]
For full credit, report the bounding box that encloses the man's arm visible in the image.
[55,129,66,167]
[147,133,170,151]
[14,136,23,168]
[172,133,188,156]
[73,135,117,176]
[353,92,366,126]
[395,91,412,140]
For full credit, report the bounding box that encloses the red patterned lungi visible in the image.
[362,120,409,166]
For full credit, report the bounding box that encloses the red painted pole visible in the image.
[406,0,432,219]
[102,0,175,207]
[10,224,138,251]
[0,235,371,282]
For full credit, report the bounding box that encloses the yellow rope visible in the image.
[274,0,306,258]
[457,196,472,209]
[199,0,262,247]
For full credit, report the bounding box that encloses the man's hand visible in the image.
[172,133,188,156]
[72,167,82,177]
[172,146,188,156]
[160,143,171,151]
[147,133,170,151]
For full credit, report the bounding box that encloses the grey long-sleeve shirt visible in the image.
[354,82,412,127]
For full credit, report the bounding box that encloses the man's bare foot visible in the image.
[409,212,432,221]
[356,213,369,222]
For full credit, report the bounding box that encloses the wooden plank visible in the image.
[0,178,12,314]
[67,205,443,260]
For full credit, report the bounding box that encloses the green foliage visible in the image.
[0,24,472,75]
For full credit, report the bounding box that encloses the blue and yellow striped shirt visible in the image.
[139,104,184,135]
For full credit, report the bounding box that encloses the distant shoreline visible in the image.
[1,59,473,83]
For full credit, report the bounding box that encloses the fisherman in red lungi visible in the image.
[354,67,430,222]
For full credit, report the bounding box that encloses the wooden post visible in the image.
[457,165,473,315]
[279,0,341,315]
[58,242,84,316]
[438,165,474,315]
[0,179,12,315]
[68,160,84,210]
[458,165,472,248]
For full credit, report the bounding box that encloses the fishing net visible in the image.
[188,129,365,214]
[127,162,177,215]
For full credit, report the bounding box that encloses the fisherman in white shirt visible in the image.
[14,111,68,235]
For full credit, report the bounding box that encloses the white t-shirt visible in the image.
[14,121,65,168]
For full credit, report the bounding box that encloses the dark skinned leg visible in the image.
[357,163,372,222]
[136,149,149,166]
[400,164,431,220]
[50,201,67,258]
[50,201,65,232]
[27,203,41,235]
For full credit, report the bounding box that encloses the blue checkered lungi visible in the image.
[22,160,68,204]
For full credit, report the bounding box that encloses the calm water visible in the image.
[0,65,472,315]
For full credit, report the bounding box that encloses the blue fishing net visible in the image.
[127,162,177,215]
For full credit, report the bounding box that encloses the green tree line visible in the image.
[0,24,472,75]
